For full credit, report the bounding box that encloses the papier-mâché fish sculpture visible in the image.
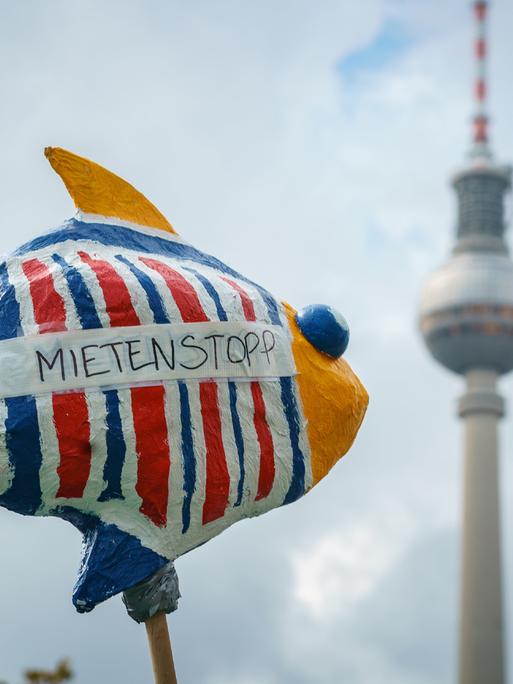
[0,148,368,611]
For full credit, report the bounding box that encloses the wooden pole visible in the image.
[145,612,178,684]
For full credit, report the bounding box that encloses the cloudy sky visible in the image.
[0,1,512,682]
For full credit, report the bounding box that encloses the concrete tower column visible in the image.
[419,4,512,680]
[458,368,504,684]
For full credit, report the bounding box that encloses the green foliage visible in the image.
[0,660,74,684]
[24,660,73,683]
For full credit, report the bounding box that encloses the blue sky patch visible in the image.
[338,20,413,81]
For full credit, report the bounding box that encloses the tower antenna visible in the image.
[472,1,491,159]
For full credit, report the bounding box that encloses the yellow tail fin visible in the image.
[45,147,175,234]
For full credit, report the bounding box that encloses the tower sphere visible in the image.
[419,251,513,375]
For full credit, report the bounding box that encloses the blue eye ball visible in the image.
[295,304,350,359]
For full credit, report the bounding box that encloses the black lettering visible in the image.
[227,335,246,364]
[99,341,124,372]
[126,339,156,372]
[81,344,110,378]
[204,334,225,370]
[69,349,78,377]
[151,337,175,371]
[244,332,259,367]
[179,335,209,370]
[261,330,276,364]
[36,348,65,383]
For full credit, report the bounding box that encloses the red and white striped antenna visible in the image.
[471,1,492,158]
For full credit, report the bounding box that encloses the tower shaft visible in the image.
[458,368,504,684]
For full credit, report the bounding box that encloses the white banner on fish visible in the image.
[0,321,296,398]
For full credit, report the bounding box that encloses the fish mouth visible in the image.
[284,302,368,486]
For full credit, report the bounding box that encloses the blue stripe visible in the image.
[0,396,43,514]
[15,220,279,324]
[280,377,306,505]
[258,289,281,326]
[115,254,170,324]
[98,390,126,502]
[183,267,228,321]
[52,253,102,329]
[0,262,22,340]
[229,383,245,506]
[178,382,195,534]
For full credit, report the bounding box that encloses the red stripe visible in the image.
[200,382,230,524]
[476,80,486,101]
[54,392,92,498]
[22,258,67,333]
[221,277,257,321]
[474,117,488,142]
[251,382,275,500]
[140,257,208,322]
[475,2,486,21]
[222,278,276,499]
[475,38,486,59]
[132,385,170,527]
[78,251,140,327]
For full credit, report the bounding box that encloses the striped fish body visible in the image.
[0,149,368,611]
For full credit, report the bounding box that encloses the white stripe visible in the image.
[224,273,272,324]
[166,265,250,323]
[203,270,247,321]
[0,399,13,495]
[138,256,220,322]
[66,251,110,328]
[476,62,486,79]
[127,256,183,322]
[216,381,241,508]
[81,390,109,503]
[164,381,185,545]
[7,258,37,335]
[231,380,260,511]
[293,378,313,490]
[109,257,155,324]
[117,387,143,511]
[256,379,293,510]
[36,394,61,511]
[38,254,81,331]
[180,268,222,321]
[182,380,207,534]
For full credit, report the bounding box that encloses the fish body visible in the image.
[0,149,368,611]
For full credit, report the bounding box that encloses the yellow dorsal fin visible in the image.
[44,147,176,234]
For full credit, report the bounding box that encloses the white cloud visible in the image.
[292,517,415,619]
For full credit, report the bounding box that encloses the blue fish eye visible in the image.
[295,304,350,359]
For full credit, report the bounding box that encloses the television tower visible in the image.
[419,2,512,683]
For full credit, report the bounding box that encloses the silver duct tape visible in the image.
[122,562,180,623]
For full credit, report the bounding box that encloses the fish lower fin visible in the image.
[72,522,168,613]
